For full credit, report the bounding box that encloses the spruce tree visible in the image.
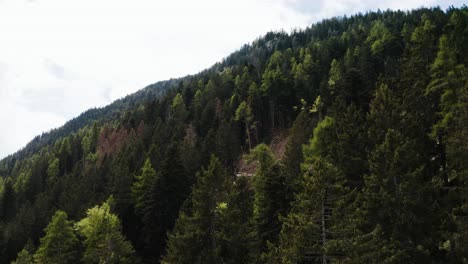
[34,210,80,264]
[162,156,231,264]
[428,33,468,261]
[11,249,33,264]
[283,103,315,190]
[131,158,158,224]
[75,199,136,264]
[247,144,289,259]
[270,158,352,263]
[221,176,255,264]
[356,129,433,262]
[131,158,162,259]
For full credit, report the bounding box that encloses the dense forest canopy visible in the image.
[1,6,467,263]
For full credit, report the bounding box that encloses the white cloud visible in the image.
[0,0,464,158]
[281,0,467,24]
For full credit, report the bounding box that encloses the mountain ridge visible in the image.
[1,6,467,263]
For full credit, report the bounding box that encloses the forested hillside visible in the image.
[1,6,467,263]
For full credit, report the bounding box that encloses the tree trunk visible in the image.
[245,121,252,150]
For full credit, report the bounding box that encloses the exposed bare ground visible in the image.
[236,128,289,177]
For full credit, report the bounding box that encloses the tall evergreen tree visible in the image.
[162,156,231,264]
[131,158,164,260]
[11,249,33,264]
[355,129,434,262]
[268,157,352,264]
[283,101,315,190]
[247,144,289,259]
[1,179,16,221]
[220,176,256,264]
[235,101,254,150]
[428,32,468,261]
[75,199,136,264]
[34,210,80,264]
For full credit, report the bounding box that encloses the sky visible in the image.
[0,0,465,159]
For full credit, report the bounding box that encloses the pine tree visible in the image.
[34,210,80,264]
[11,249,33,264]
[283,101,315,187]
[46,157,60,187]
[75,199,136,264]
[305,105,368,188]
[235,101,254,150]
[221,176,255,264]
[162,156,231,264]
[131,158,157,221]
[270,158,351,263]
[131,157,165,260]
[367,84,401,147]
[355,129,434,262]
[428,33,468,261]
[247,144,289,259]
[442,67,468,261]
[261,50,293,128]
[1,179,16,221]
[351,79,438,261]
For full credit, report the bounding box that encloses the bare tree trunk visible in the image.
[245,121,252,150]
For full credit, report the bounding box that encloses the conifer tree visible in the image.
[356,129,433,262]
[248,144,289,258]
[283,101,315,188]
[221,176,255,264]
[131,158,165,260]
[428,33,468,261]
[270,158,351,264]
[75,199,135,264]
[11,249,33,264]
[162,156,230,264]
[367,83,401,148]
[34,210,80,264]
[0,179,16,220]
[131,158,157,221]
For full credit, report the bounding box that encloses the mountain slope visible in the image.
[1,6,467,263]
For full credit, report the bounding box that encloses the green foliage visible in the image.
[327,59,342,90]
[46,158,59,186]
[305,116,335,162]
[354,129,433,262]
[0,6,467,264]
[171,93,188,121]
[34,210,80,264]
[131,158,157,218]
[366,20,398,57]
[1,179,16,220]
[11,249,33,264]
[221,176,255,263]
[283,105,315,189]
[367,83,400,146]
[235,101,254,149]
[247,144,290,259]
[269,158,351,263]
[247,144,275,174]
[162,156,231,264]
[235,101,253,123]
[75,199,136,264]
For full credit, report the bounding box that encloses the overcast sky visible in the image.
[0,0,465,159]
